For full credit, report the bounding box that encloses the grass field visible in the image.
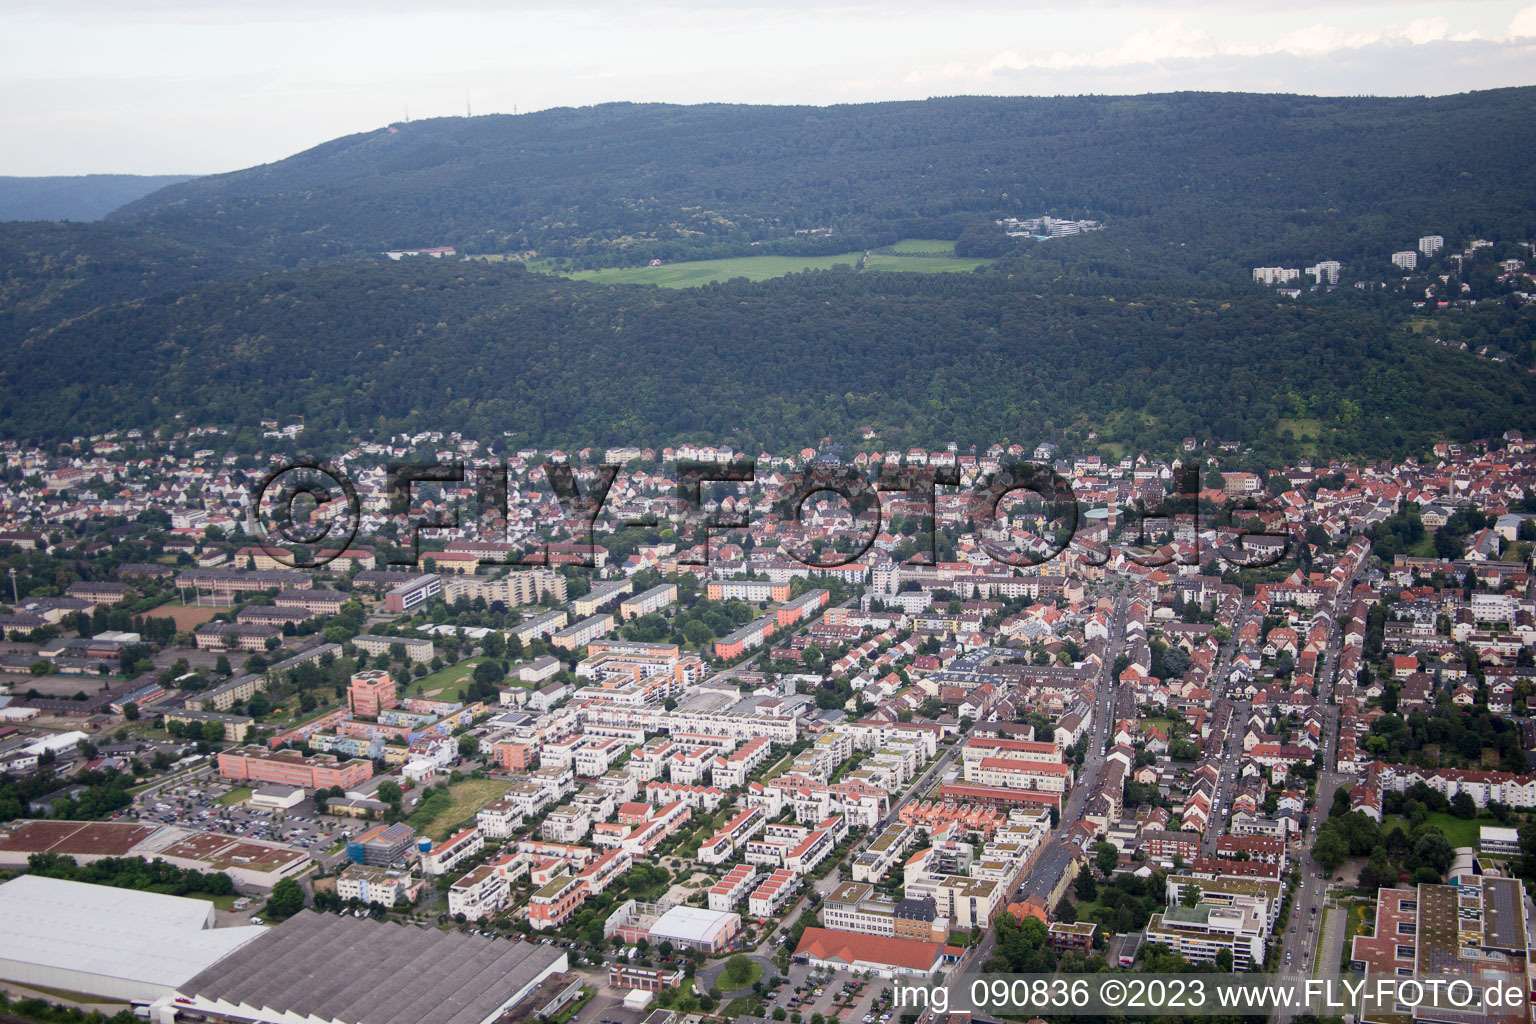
[1381,811,1500,848]
[403,657,488,701]
[552,252,863,287]
[216,786,252,806]
[1277,417,1323,440]
[532,240,992,289]
[880,238,957,254]
[863,252,989,273]
[409,778,512,841]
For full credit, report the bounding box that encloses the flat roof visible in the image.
[0,875,265,991]
[181,911,565,1024]
[649,905,740,943]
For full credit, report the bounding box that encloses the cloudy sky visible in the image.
[3,0,1535,175]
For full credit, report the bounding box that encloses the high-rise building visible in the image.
[1306,261,1342,285]
[1392,251,1418,270]
[1418,235,1445,257]
[348,669,397,718]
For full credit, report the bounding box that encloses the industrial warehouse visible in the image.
[149,911,569,1024]
[0,875,267,1002]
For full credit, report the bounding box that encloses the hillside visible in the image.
[2,259,1531,459]
[112,91,1536,277]
[0,89,1532,458]
[0,174,192,222]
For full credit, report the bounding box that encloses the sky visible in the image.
[2,0,1535,176]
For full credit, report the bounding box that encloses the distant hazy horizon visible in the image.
[3,0,1535,177]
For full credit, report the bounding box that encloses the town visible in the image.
[1,427,1536,1024]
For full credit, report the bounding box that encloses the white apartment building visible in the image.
[447,864,510,922]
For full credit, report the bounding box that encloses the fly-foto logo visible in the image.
[250,457,1287,570]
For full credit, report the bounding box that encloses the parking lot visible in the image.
[765,967,892,1023]
[129,777,366,859]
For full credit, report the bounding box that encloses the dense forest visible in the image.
[110,91,1536,277]
[0,89,1533,455]
[1,257,1532,457]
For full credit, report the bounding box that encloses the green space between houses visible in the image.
[530,239,991,288]
[1380,811,1502,848]
[406,778,512,842]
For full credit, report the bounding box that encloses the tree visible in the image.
[1094,841,1119,876]
[264,877,306,921]
[246,693,272,720]
[1450,791,1477,820]
[122,701,139,721]
[1414,832,1454,874]
[458,734,480,757]
[1074,864,1098,901]
[201,721,225,743]
[377,779,402,808]
[1313,831,1348,873]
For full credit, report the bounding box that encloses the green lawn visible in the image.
[531,240,990,289]
[407,778,512,841]
[403,657,488,701]
[216,786,252,807]
[863,252,990,273]
[718,956,763,991]
[549,252,863,287]
[1380,811,1500,849]
[190,891,241,911]
[881,238,957,254]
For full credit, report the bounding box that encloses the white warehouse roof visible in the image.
[0,874,267,1002]
[647,905,739,945]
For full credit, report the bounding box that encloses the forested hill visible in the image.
[2,259,1532,459]
[0,174,191,222]
[111,90,1536,275]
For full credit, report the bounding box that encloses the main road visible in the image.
[1273,568,1362,1023]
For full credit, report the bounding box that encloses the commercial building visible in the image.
[1350,877,1527,1024]
[154,911,568,1024]
[346,822,418,866]
[218,746,373,790]
[792,927,951,979]
[0,875,266,1003]
[643,905,743,953]
[609,965,683,993]
[1479,825,1521,858]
